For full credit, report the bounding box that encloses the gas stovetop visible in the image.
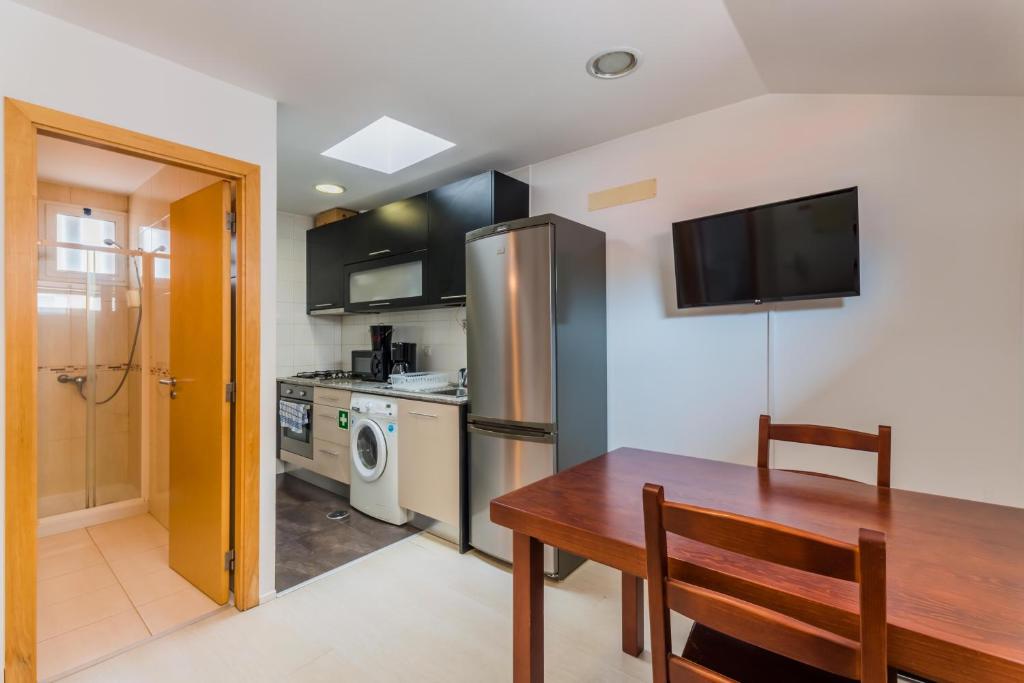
[293,369,353,381]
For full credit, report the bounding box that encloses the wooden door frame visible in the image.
[4,98,262,682]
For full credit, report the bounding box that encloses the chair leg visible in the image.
[621,572,644,656]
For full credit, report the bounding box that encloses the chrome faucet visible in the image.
[57,373,86,387]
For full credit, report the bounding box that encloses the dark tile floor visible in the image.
[275,473,417,592]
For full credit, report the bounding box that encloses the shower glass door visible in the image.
[37,205,142,518]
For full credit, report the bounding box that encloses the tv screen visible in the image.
[671,187,860,309]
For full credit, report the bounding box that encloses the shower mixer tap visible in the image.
[57,373,86,386]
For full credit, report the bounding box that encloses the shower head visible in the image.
[103,238,125,249]
[151,245,167,253]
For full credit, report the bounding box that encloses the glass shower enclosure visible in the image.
[37,205,144,521]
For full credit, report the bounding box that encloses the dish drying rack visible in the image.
[389,371,449,392]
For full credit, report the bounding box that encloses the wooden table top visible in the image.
[490,448,1024,682]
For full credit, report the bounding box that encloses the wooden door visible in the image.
[168,180,232,604]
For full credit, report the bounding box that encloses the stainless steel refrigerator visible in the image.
[466,214,607,578]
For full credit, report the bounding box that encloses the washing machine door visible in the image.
[352,419,387,482]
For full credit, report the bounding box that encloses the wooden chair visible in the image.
[642,483,890,683]
[757,415,892,488]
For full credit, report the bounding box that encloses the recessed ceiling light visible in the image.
[321,116,455,174]
[314,183,346,194]
[586,48,641,79]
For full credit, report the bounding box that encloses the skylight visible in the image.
[321,116,455,174]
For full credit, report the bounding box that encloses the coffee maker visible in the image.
[390,342,417,376]
[369,325,393,382]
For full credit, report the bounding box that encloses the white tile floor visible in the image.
[48,526,924,683]
[60,532,687,682]
[38,514,223,681]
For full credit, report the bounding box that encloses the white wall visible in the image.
[339,309,467,381]
[0,0,280,637]
[276,211,348,377]
[523,94,1024,507]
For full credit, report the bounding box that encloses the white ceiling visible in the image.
[724,0,1024,95]
[37,135,162,195]
[14,0,1024,215]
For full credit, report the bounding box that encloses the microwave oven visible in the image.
[351,350,375,380]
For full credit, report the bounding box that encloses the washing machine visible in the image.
[349,393,411,525]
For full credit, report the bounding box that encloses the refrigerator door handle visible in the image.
[467,423,555,444]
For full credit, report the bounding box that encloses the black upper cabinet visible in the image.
[306,171,528,315]
[345,193,428,264]
[427,171,529,304]
[306,220,346,313]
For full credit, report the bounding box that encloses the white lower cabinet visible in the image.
[397,399,460,527]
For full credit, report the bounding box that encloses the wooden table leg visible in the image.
[621,572,645,656]
[513,532,544,682]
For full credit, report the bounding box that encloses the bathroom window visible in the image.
[39,202,128,285]
[139,224,171,279]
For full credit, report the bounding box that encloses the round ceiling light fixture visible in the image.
[315,183,346,194]
[586,48,641,79]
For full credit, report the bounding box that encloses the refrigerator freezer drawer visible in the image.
[468,425,556,574]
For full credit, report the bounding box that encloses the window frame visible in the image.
[38,200,129,286]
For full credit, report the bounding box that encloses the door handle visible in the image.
[159,376,177,399]
[368,249,391,256]
[467,423,555,444]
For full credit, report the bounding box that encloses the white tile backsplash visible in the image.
[275,211,467,380]
[337,308,467,381]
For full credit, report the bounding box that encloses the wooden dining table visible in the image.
[490,447,1024,683]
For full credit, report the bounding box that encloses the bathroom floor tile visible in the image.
[108,544,169,578]
[136,585,221,635]
[38,563,119,608]
[38,543,107,581]
[37,583,134,641]
[117,563,194,606]
[88,514,167,563]
[37,513,223,679]
[37,609,149,682]
[39,528,93,559]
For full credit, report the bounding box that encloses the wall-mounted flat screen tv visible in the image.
[671,187,860,309]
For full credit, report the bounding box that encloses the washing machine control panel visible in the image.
[350,394,396,418]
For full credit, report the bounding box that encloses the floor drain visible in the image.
[326,510,350,521]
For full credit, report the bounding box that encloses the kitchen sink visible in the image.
[428,387,468,398]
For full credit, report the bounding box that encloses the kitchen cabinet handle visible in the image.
[368,249,391,256]
[317,413,336,419]
[312,303,334,308]
[368,302,390,307]
[440,295,466,300]
[318,448,341,457]
[408,411,438,419]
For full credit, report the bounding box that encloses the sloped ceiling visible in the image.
[13,0,1024,214]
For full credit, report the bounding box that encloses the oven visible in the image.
[279,382,313,459]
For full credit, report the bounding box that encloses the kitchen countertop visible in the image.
[278,376,469,406]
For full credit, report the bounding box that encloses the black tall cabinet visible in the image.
[427,171,529,305]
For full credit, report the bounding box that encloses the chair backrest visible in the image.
[642,483,887,683]
[757,414,892,488]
